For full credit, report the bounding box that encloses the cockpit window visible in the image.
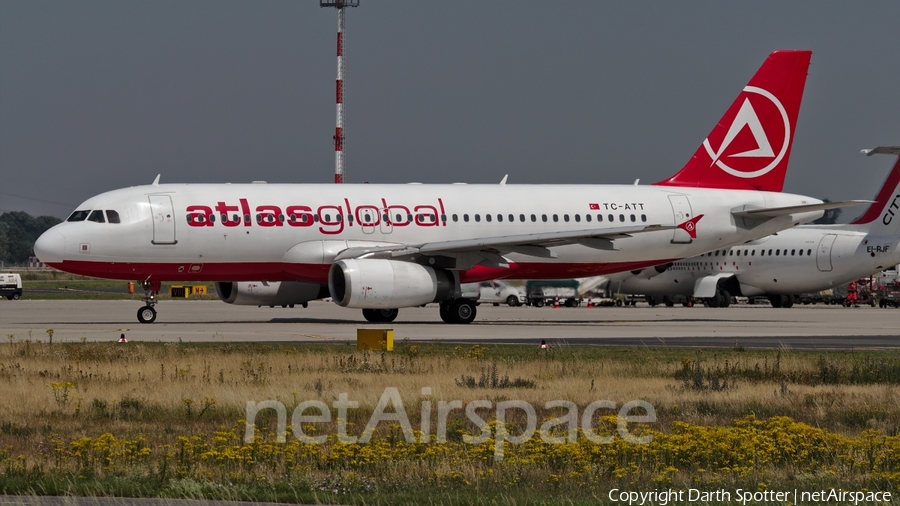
[106,210,121,223]
[87,210,106,223]
[67,210,90,222]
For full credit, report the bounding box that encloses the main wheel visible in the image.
[439,302,453,323]
[449,299,477,324]
[137,305,157,324]
[782,295,794,309]
[720,290,731,308]
[506,295,519,307]
[768,295,783,308]
[362,308,398,323]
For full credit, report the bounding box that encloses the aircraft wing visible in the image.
[731,200,872,219]
[333,223,675,264]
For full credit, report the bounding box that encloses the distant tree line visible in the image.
[0,211,62,266]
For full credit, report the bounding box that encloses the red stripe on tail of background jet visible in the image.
[851,154,900,224]
[654,50,811,192]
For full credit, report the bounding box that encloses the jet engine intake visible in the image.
[215,281,326,306]
[329,259,453,309]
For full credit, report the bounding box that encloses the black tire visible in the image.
[647,296,658,307]
[137,306,157,324]
[450,299,477,324]
[664,296,674,308]
[720,290,731,308]
[782,295,794,309]
[506,295,519,307]
[533,299,544,308]
[11,293,20,300]
[362,308,398,323]
[362,308,380,322]
[439,302,453,323]
[377,308,399,322]
[768,295,783,308]
[615,299,623,307]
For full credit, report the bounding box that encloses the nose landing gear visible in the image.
[137,280,161,323]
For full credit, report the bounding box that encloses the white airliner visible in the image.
[606,147,900,308]
[33,50,862,324]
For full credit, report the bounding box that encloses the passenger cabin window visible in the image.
[67,210,90,222]
[87,210,105,223]
[105,210,121,223]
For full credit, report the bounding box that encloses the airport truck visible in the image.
[0,273,23,300]
[877,282,900,308]
[526,279,580,307]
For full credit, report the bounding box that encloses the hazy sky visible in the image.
[1,1,898,219]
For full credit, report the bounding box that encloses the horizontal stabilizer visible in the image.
[862,146,900,156]
[732,200,872,219]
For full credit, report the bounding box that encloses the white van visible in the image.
[462,280,526,307]
[0,273,23,300]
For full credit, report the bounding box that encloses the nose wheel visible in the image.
[137,305,157,324]
[137,279,160,324]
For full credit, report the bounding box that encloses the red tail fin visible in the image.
[851,149,900,230]
[654,50,811,192]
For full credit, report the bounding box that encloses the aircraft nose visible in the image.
[34,228,66,263]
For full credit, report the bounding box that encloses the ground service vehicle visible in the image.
[878,282,900,308]
[0,273,23,300]
[526,279,580,307]
[463,280,526,306]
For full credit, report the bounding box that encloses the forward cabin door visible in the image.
[668,195,694,243]
[149,195,177,244]
[816,234,836,272]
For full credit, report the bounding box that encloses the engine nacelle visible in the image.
[329,259,453,309]
[215,281,326,306]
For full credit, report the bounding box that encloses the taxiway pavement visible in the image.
[1,300,898,350]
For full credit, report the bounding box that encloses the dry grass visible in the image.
[1,339,898,503]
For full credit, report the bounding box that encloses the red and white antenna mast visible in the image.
[320,0,359,184]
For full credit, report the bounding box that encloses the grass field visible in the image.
[0,339,897,504]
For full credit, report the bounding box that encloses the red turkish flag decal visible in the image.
[589,203,600,210]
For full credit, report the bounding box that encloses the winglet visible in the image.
[152,174,161,186]
[677,214,704,239]
[499,174,508,185]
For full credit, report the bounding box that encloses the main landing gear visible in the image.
[439,298,477,324]
[137,280,161,324]
[362,308,399,323]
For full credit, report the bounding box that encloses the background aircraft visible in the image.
[606,147,900,307]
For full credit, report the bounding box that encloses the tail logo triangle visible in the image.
[702,86,790,179]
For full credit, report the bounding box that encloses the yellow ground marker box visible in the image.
[356,329,394,351]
